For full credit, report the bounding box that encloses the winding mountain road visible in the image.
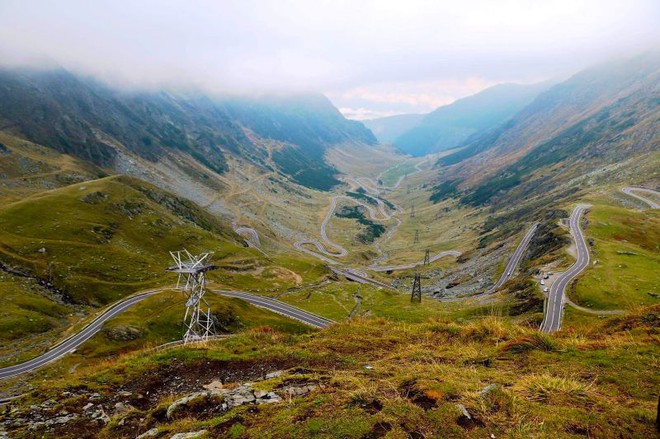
[330,267,396,290]
[234,226,261,248]
[621,187,660,209]
[439,223,539,301]
[0,289,333,380]
[294,194,393,259]
[540,204,591,333]
[296,159,457,274]
[480,223,539,297]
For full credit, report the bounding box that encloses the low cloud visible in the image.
[0,0,657,114]
[329,77,504,118]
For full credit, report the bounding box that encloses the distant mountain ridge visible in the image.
[390,82,551,156]
[0,68,377,191]
[430,50,660,208]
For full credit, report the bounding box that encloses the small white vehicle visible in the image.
[544,287,549,293]
[507,271,511,276]
[541,280,545,285]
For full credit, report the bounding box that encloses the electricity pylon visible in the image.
[423,249,430,265]
[414,229,420,244]
[410,204,415,218]
[411,273,422,303]
[167,250,218,343]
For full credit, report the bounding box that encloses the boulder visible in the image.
[104,325,143,341]
[265,371,283,379]
[166,391,222,420]
[136,427,159,438]
[170,430,208,439]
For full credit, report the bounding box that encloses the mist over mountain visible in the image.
[430,50,660,208]
[390,82,552,156]
[0,68,376,191]
[362,113,424,145]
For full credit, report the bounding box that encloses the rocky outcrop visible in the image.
[1,369,321,438]
[166,382,286,420]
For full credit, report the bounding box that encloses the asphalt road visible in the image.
[294,194,394,260]
[234,226,261,247]
[483,223,539,296]
[540,204,591,333]
[0,289,332,380]
[330,267,396,290]
[0,289,163,380]
[440,223,538,301]
[621,187,660,209]
[296,179,460,274]
[213,290,335,327]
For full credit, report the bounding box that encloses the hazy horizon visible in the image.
[1,0,658,120]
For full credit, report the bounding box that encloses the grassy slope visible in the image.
[0,176,240,306]
[378,160,419,187]
[570,194,660,310]
[5,306,658,438]
[0,132,101,202]
[0,173,251,362]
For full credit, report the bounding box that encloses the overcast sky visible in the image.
[0,0,658,119]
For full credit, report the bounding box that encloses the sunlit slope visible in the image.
[0,132,101,202]
[0,175,242,306]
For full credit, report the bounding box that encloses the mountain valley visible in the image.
[0,50,658,438]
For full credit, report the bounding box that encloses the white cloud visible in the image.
[328,77,503,117]
[0,0,657,113]
[338,107,409,121]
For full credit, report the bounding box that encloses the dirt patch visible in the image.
[362,421,392,438]
[564,423,590,436]
[457,413,485,430]
[117,358,298,409]
[399,380,438,410]
[355,398,383,414]
[269,266,303,285]
[243,266,303,286]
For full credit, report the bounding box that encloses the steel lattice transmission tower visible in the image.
[414,229,420,244]
[423,249,431,265]
[167,250,218,343]
[411,273,422,303]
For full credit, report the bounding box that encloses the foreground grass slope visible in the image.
[3,306,657,438]
[0,174,252,363]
